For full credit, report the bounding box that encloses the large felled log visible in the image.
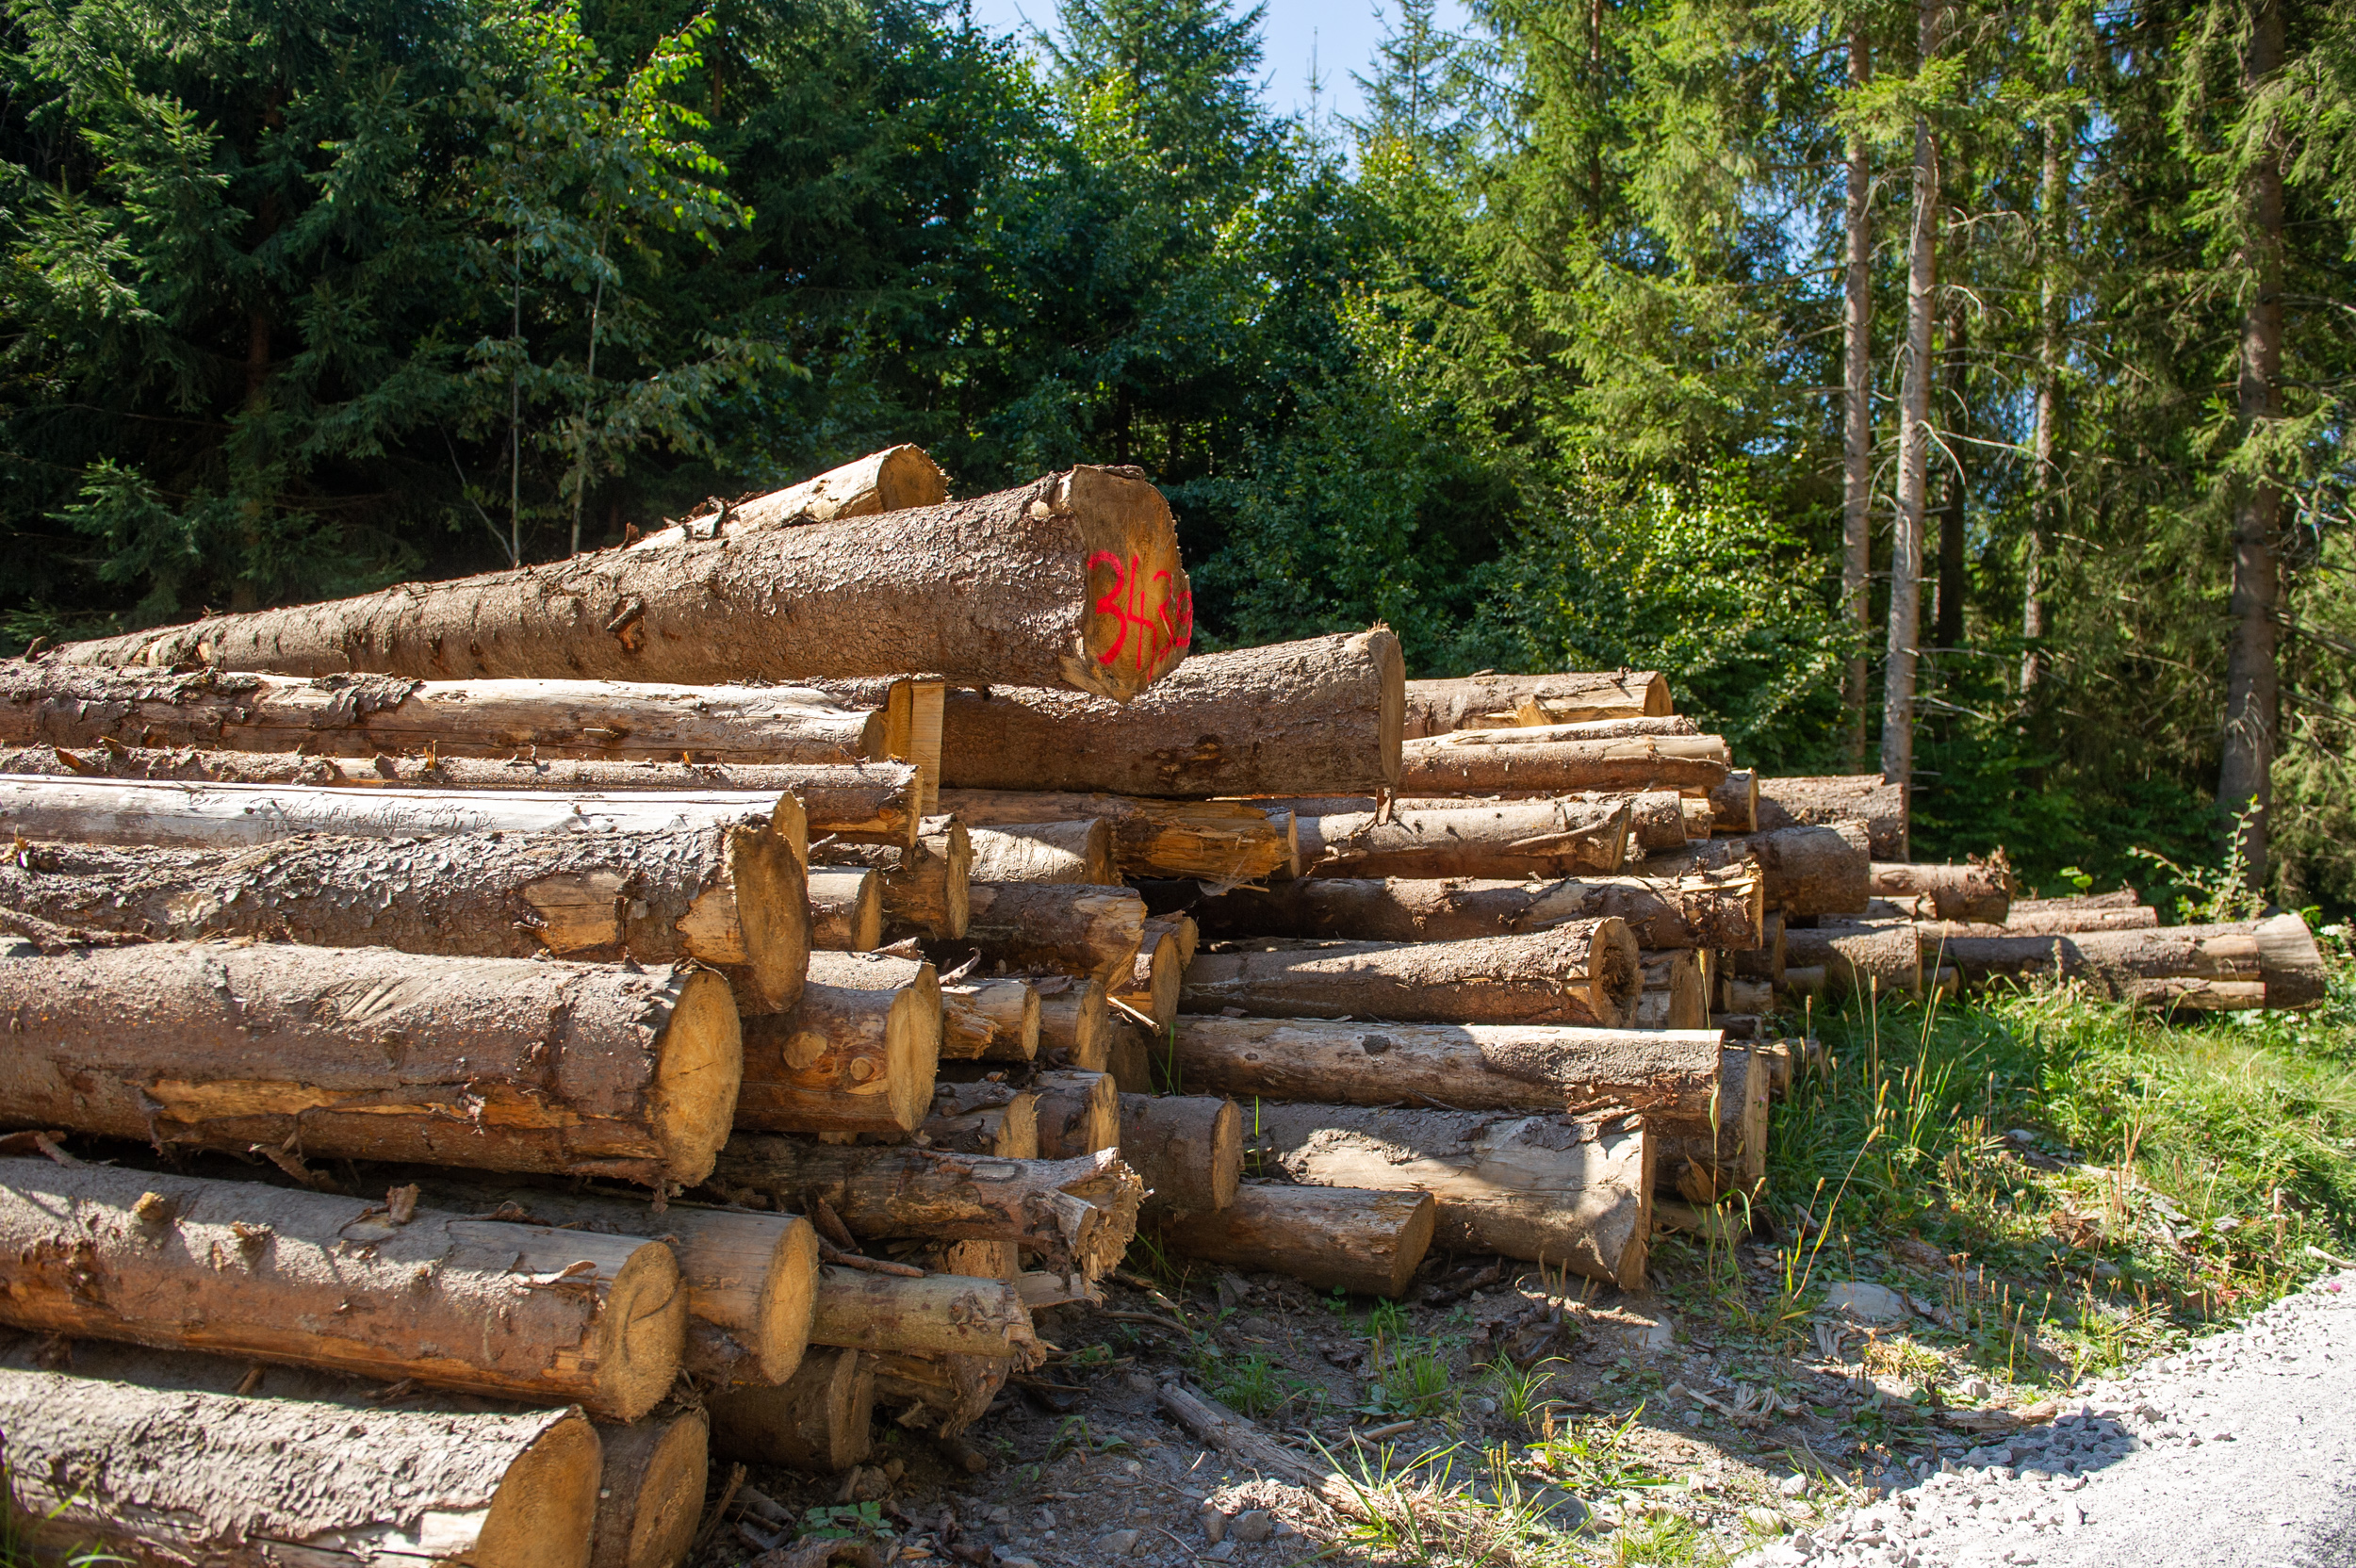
[709,1142,1142,1279]
[1029,973,1111,1070]
[0,1367,602,1568]
[807,867,883,952]
[967,820,1118,885]
[954,882,1146,983]
[932,630,1402,796]
[1931,903,2160,938]
[1937,913,2327,1010]
[0,662,883,764]
[871,1352,1007,1437]
[814,817,971,939]
[1642,822,1871,917]
[1247,1108,1652,1288]
[1784,920,1922,998]
[0,944,738,1185]
[1654,1047,1769,1202]
[1193,869,1762,951]
[1113,917,1183,1028]
[737,952,940,1135]
[1298,797,1629,879]
[1157,1184,1434,1298]
[56,468,1192,700]
[1402,672,1671,738]
[0,1159,684,1418]
[810,1267,1039,1361]
[1180,923,1643,1029]
[1871,858,2012,923]
[941,977,1040,1061]
[1031,1070,1121,1158]
[939,788,1294,882]
[1167,1018,1726,1127]
[1400,732,1729,797]
[1119,1094,1241,1218]
[706,1347,872,1473]
[1756,774,1908,859]
[0,822,810,1014]
[630,446,948,549]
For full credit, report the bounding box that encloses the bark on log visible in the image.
[938,789,1294,882]
[814,818,971,939]
[1710,769,1759,834]
[1937,914,2327,1009]
[1179,923,1644,1029]
[1654,1048,1769,1203]
[0,1159,685,1418]
[1871,859,2012,923]
[2013,889,2143,913]
[588,1408,708,1568]
[54,467,1192,700]
[966,820,1118,885]
[1641,823,1871,917]
[1027,974,1110,1070]
[1727,910,1785,983]
[1635,951,1710,1030]
[1246,1108,1653,1288]
[1193,869,1762,951]
[1757,775,1907,860]
[809,1267,1039,1361]
[1113,919,1182,1030]
[924,1088,1039,1159]
[807,868,883,953]
[1399,733,1729,797]
[1784,921,1922,998]
[1928,906,2160,938]
[1401,672,1670,738]
[737,952,941,1135]
[1167,1018,1726,1127]
[1118,1092,1243,1218]
[1031,1070,1120,1159]
[941,978,1040,1062]
[629,446,948,550]
[870,1352,1006,1438]
[953,883,1146,984]
[933,631,1402,797]
[1298,798,1629,879]
[0,1367,602,1568]
[1156,1184,1435,1298]
[0,822,810,1014]
[0,943,739,1186]
[706,1347,873,1473]
[1622,790,1692,851]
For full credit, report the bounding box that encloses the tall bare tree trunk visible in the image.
[1880,0,1943,787]
[2023,120,2067,699]
[2220,0,2285,888]
[1934,301,1969,656]
[1843,24,1876,765]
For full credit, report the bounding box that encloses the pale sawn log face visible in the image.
[707,1346,874,1473]
[0,1365,602,1568]
[966,820,1118,885]
[1297,797,1630,880]
[1156,1184,1436,1298]
[1400,672,1669,739]
[50,468,1191,699]
[736,954,941,1135]
[1192,870,1762,951]
[940,978,1041,1061]
[1177,921,1643,1030]
[0,944,742,1187]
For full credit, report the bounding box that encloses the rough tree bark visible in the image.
[1881,0,1944,788]
[939,789,1295,883]
[1783,921,1922,998]
[1869,858,2011,923]
[1640,823,1871,917]
[1938,913,2326,1010]
[1634,951,1710,1030]
[1844,21,1876,764]
[2023,117,2069,700]
[735,951,941,1135]
[951,883,1146,984]
[1179,923,1644,1029]
[1754,775,1907,860]
[941,978,1040,1062]
[1192,869,1762,951]
[924,1086,1039,1158]
[809,1267,1039,1362]
[870,1352,1008,1438]
[1030,1070,1121,1159]
[1119,1094,1242,1218]
[1400,673,1670,738]
[966,820,1118,886]
[1157,1185,1434,1298]
[706,1347,872,1473]
[627,446,947,550]
[1400,733,1729,797]
[1297,797,1628,879]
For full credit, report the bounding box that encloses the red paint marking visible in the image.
[1089,550,1191,671]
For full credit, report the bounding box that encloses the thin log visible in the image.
[1113,919,1182,1030]
[1635,951,1710,1030]
[1710,769,1759,834]
[1784,920,1922,998]
[924,1088,1039,1159]
[737,952,941,1135]
[814,817,970,939]
[0,943,739,1186]
[810,1267,1039,1361]
[1157,1184,1434,1298]
[1621,790,1691,851]
[1401,672,1671,738]
[54,467,1192,700]
[1118,1094,1241,1218]
[1179,922,1644,1029]
[1928,906,2160,938]
[1870,858,2012,923]
[706,1347,873,1473]
[1936,913,2327,1009]
[1025,974,1110,1070]
[589,1409,708,1568]
[1032,1070,1120,1159]
[1246,1108,1653,1288]
[941,978,1040,1062]
[953,882,1145,984]
[1400,733,1729,797]
[1641,823,1871,917]
[629,446,948,549]
[1654,1048,1769,1203]
[967,820,1118,885]
[871,1352,1007,1438]
[0,1159,685,1419]
[939,789,1294,882]
[1757,775,1908,860]
[1193,869,1762,951]
[806,868,883,953]
[1298,797,1629,879]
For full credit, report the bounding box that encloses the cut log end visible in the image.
[1160,1184,1434,1298]
[1372,630,1406,788]
[652,970,746,1188]
[755,1217,823,1386]
[727,823,811,1014]
[707,1346,873,1474]
[482,1413,608,1568]
[592,1410,709,1568]
[1065,467,1193,700]
[809,868,884,953]
[599,1241,694,1422]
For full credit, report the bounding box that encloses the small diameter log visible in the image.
[0,821,810,1014]
[1032,1070,1121,1158]
[1399,732,1730,797]
[810,1266,1039,1361]
[1870,858,2012,924]
[57,467,1191,701]
[871,1352,1007,1437]
[0,944,739,1186]
[1113,919,1183,1030]
[1298,797,1629,879]
[630,446,948,549]
[1710,769,1759,834]
[1624,790,1692,851]
[1654,1048,1769,1203]
[1248,1108,1652,1289]
[0,773,797,852]
[1929,905,2159,938]
[1757,775,1908,860]
[1678,796,1715,838]
[1643,823,1871,918]
[1168,1018,1725,1126]
[737,951,941,1135]
[709,1142,1143,1279]
[0,1367,602,1568]
[1727,910,1785,984]
[1180,922,1644,1030]
[707,1347,873,1473]
[1029,974,1111,1070]
[1195,869,1762,952]
[0,1159,685,1419]
[941,978,1040,1062]
[1784,921,1922,998]
[1635,951,1710,1030]
[934,631,1403,797]
[815,817,971,938]
[940,789,1293,882]
[1106,1018,1158,1094]
[807,868,884,952]
[1157,1184,1434,1298]
[1936,913,2327,1010]
[967,820,1118,885]
[924,1087,1039,1159]
[590,1409,708,1568]
[955,882,1146,984]
[1721,978,1774,1013]
[1401,672,1671,738]
[1119,1094,1242,1218]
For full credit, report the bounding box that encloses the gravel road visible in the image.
[1742,1268,2356,1568]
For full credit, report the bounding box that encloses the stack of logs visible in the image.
[0,443,2328,1568]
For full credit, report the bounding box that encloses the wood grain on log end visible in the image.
[708,1346,873,1474]
[1062,466,1192,700]
[653,970,749,1187]
[941,977,1041,1061]
[592,1408,709,1568]
[737,956,941,1135]
[708,821,811,1014]
[807,868,883,953]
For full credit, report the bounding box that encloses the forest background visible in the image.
[2,0,2352,915]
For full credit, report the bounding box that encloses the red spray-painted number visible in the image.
[1089,551,1192,672]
